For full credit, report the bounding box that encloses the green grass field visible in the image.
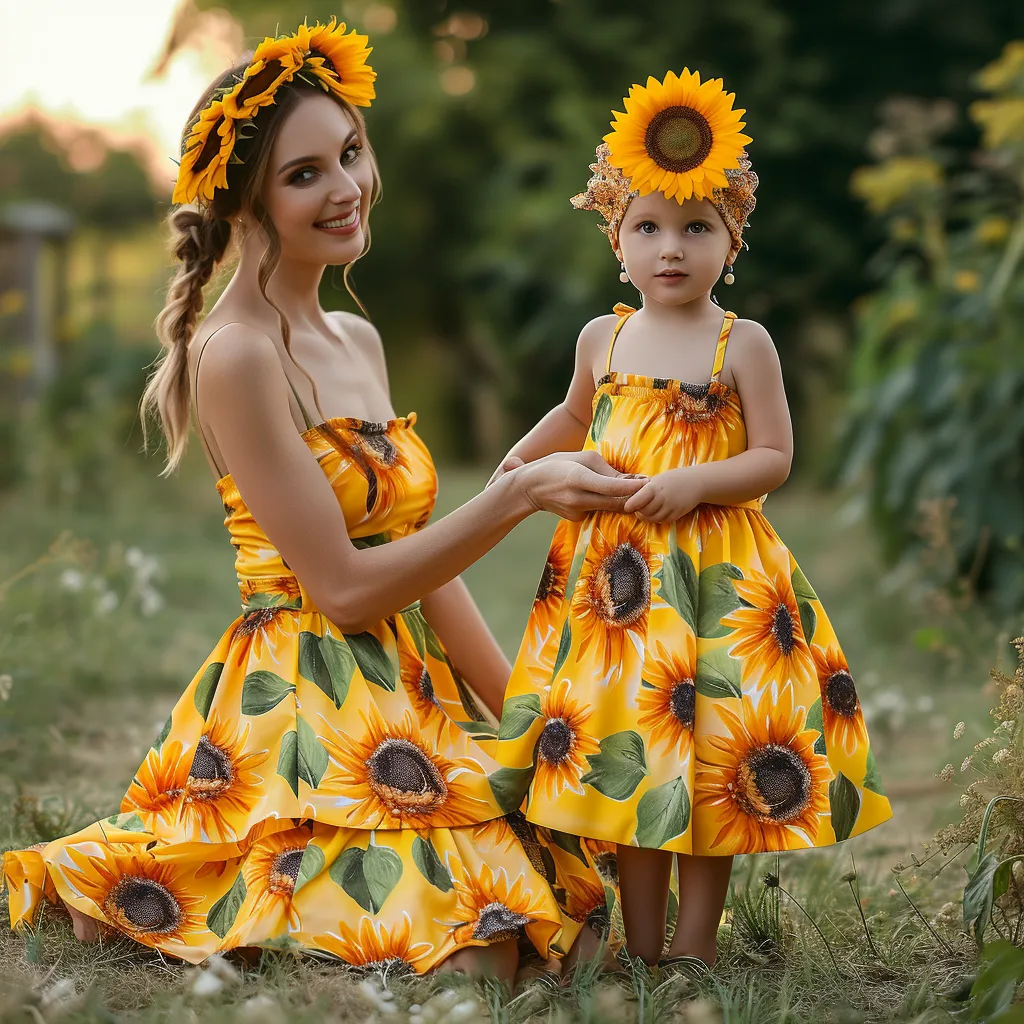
[0,441,1010,1022]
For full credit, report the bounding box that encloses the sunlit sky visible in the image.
[0,0,240,194]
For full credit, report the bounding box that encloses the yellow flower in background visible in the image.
[889,218,917,242]
[886,298,919,330]
[850,157,943,214]
[953,270,981,293]
[975,41,1024,95]
[976,217,1011,245]
[970,98,1024,149]
[604,69,751,202]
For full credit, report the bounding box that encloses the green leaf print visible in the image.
[635,777,691,848]
[277,731,299,797]
[791,564,818,602]
[347,632,397,691]
[206,872,247,938]
[488,766,533,814]
[547,829,589,864]
[694,646,742,700]
[294,843,324,895]
[297,717,330,789]
[352,532,391,549]
[240,670,296,715]
[105,812,147,832]
[798,600,817,647]
[552,619,573,679]
[456,720,498,741]
[590,393,613,443]
[498,693,542,740]
[805,698,827,756]
[154,714,173,750]
[329,841,403,913]
[863,748,885,795]
[581,731,648,801]
[697,563,744,639]
[829,771,862,842]
[193,662,224,719]
[319,633,357,708]
[299,631,333,702]
[403,605,429,659]
[412,836,453,892]
[656,541,698,633]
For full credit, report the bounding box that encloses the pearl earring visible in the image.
[619,262,629,284]
[723,264,735,285]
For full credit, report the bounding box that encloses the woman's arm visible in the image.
[420,578,510,719]
[198,325,644,634]
[487,314,619,485]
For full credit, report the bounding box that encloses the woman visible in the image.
[2,20,640,983]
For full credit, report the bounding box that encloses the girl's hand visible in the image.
[513,450,647,521]
[622,469,704,523]
[486,454,525,489]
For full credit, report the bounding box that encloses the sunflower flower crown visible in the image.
[572,70,758,260]
[173,18,376,206]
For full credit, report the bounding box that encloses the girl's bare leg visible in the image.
[666,853,733,966]
[617,845,673,965]
[559,920,617,975]
[436,938,519,986]
[62,900,99,943]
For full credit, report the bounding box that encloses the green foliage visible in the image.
[838,42,1024,609]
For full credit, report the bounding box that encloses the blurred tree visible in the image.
[183,0,1019,462]
[837,41,1024,610]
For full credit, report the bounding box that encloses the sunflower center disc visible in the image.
[536,558,562,602]
[363,431,398,466]
[537,718,573,764]
[645,106,714,173]
[189,736,234,785]
[273,848,306,884]
[746,743,812,821]
[826,671,859,717]
[110,877,182,933]
[594,851,619,885]
[598,543,649,625]
[368,738,446,799]
[669,679,696,728]
[418,666,439,707]
[473,902,531,941]
[771,603,797,654]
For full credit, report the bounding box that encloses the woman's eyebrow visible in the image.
[277,131,359,176]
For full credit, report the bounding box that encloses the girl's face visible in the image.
[618,191,733,305]
[261,92,376,266]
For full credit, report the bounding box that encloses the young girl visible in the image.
[2,20,645,982]
[493,69,894,969]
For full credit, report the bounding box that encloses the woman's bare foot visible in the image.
[435,938,519,986]
[559,925,618,978]
[62,901,100,943]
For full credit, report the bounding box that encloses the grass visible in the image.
[0,437,1012,1022]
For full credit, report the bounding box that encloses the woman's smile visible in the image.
[314,207,361,234]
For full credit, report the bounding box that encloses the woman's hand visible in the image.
[622,468,704,523]
[511,450,646,521]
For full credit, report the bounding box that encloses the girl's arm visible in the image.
[487,314,620,486]
[420,578,510,719]
[199,324,644,634]
[624,320,793,521]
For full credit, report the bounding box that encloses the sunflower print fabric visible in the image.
[496,308,893,854]
[4,414,603,968]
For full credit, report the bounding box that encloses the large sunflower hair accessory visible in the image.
[605,69,751,203]
[172,18,376,206]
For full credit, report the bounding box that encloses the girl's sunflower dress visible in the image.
[496,306,894,855]
[3,406,608,969]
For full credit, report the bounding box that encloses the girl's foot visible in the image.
[62,900,100,943]
[435,937,519,986]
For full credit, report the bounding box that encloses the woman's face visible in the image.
[618,191,733,305]
[261,92,376,266]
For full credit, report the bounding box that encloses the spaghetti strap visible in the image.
[605,303,638,374]
[191,323,320,479]
[710,311,738,381]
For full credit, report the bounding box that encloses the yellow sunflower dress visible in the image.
[496,305,894,856]
[3,387,608,969]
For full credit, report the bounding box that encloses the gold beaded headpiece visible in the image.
[571,70,758,262]
[173,18,376,206]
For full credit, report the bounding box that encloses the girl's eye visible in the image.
[289,167,318,186]
[638,221,658,234]
[341,143,361,166]
[687,222,708,234]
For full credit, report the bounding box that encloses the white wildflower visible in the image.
[447,1000,484,1023]
[59,569,84,592]
[239,994,285,1024]
[993,748,1011,765]
[95,590,119,615]
[189,971,225,998]
[916,695,934,712]
[358,979,397,1014]
[953,721,965,740]
[205,953,241,985]
[40,977,81,1014]
[0,674,11,701]
[140,588,164,617]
